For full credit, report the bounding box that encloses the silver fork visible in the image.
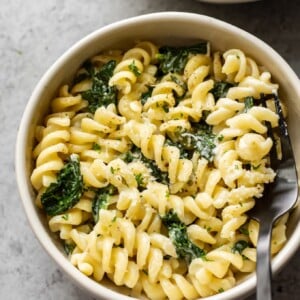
[248,94,298,300]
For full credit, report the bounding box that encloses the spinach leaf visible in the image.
[99,60,116,81]
[176,124,217,162]
[157,42,208,75]
[64,242,75,255]
[41,155,83,216]
[161,210,205,263]
[121,146,143,163]
[210,81,234,100]
[141,86,154,105]
[121,146,169,185]
[81,60,117,113]
[165,138,191,159]
[92,184,117,223]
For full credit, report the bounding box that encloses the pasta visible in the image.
[30,40,289,299]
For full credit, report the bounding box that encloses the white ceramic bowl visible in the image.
[15,12,300,300]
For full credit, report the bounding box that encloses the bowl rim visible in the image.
[15,11,300,300]
[197,0,259,3]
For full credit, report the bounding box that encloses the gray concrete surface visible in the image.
[1,0,299,299]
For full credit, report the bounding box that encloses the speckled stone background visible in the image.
[1,0,300,299]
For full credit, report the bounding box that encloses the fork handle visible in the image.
[256,222,273,300]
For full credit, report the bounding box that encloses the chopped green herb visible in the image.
[142,269,148,275]
[62,214,69,221]
[110,166,115,174]
[92,143,101,151]
[232,240,249,254]
[205,226,211,232]
[41,155,84,216]
[81,60,117,113]
[135,173,144,187]
[217,134,224,142]
[165,190,170,199]
[111,216,117,223]
[121,151,135,163]
[210,81,234,100]
[128,60,141,77]
[251,164,261,170]
[161,210,206,263]
[239,227,249,236]
[218,288,225,293]
[244,96,254,112]
[157,42,208,74]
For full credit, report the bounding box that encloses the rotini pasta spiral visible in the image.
[31,112,71,189]
[124,119,193,193]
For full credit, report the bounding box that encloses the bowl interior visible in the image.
[16,12,300,300]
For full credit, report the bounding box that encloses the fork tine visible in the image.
[261,96,279,170]
[273,93,294,161]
